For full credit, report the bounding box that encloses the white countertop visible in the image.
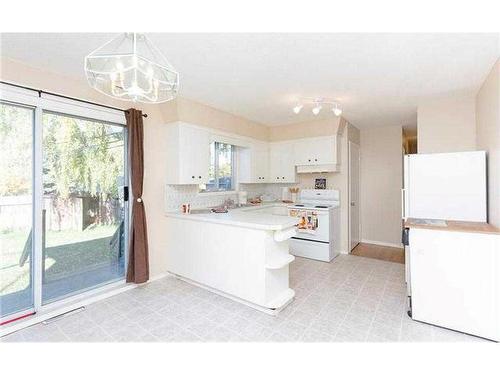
[165,202,299,231]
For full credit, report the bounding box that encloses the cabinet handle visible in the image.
[308,159,311,162]
[198,176,202,179]
[276,177,279,179]
[315,158,318,162]
[282,177,285,179]
[191,176,195,179]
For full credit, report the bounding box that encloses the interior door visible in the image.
[349,141,360,251]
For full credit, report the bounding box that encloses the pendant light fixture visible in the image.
[85,33,179,103]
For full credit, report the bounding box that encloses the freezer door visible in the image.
[406,151,487,222]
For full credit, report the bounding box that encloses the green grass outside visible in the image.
[0,224,119,296]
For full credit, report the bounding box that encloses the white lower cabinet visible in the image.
[409,228,500,341]
[269,141,296,183]
[165,122,210,184]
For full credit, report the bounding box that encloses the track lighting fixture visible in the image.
[293,104,303,114]
[292,98,342,117]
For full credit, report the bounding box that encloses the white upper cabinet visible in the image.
[165,122,210,184]
[294,136,340,173]
[164,122,342,186]
[239,142,269,183]
[269,141,297,183]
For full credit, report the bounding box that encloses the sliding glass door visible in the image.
[41,112,127,304]
[0,102,35,318]
[0,88,128,322]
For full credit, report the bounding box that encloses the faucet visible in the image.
[223,198,235,209]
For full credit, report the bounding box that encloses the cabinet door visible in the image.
[270,142,296,183]
[238,143,268,183]
[293,139,311,165]
[313,137,336,165]
[410,229,500,341]
[294,136,338,166]
[179,125,210,184]
[269,143,282,182]
[254,144,269,182]
[294,138,327,165]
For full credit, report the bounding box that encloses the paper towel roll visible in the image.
[281,187,290,201]
[238,191,248,205]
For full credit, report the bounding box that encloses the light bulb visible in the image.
[293,104,303,114]
[312,104,322,115]
[333,107,342,116]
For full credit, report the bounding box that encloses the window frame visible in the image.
[202,141,236,193]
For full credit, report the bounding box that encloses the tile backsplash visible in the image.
[165,176,340,212]
[165,185,238,212]
[165,183,296,212]
[240,183,296,200]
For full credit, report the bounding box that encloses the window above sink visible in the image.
[199,141,235,193]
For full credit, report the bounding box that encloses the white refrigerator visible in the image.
[403,150,487,222]
[402,151,497,340]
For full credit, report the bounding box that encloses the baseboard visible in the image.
[149,272,170,282]
[360,239,403,249]
[1,272,171,337]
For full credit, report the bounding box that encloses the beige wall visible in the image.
[417,96,476,153]
[269,117,341,141]
[476,59,500,228]
[360,126,402,247]
[176,97,269,141]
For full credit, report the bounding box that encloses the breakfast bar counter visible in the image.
[164,204,299,314]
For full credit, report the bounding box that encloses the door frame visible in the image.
[348,140,361,253]
[1,83,129,324]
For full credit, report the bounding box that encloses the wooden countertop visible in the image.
[405,218,500,235]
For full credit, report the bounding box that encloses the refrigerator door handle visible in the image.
[402,227,410,246]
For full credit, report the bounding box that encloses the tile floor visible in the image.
[1,255,488,342]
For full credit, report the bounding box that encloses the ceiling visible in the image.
[0,33,498,128]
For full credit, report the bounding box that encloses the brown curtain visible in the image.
[125,108,149,283]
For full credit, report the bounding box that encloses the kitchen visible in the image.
[0,32,499,351]
[164,120,345,313]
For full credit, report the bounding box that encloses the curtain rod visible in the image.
[0,80,148,118]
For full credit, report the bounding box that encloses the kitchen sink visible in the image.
[189,208,213,214]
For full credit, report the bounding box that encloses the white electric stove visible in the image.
[287,189,340,262]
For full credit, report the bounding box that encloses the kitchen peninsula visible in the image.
[165,204,299,314]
